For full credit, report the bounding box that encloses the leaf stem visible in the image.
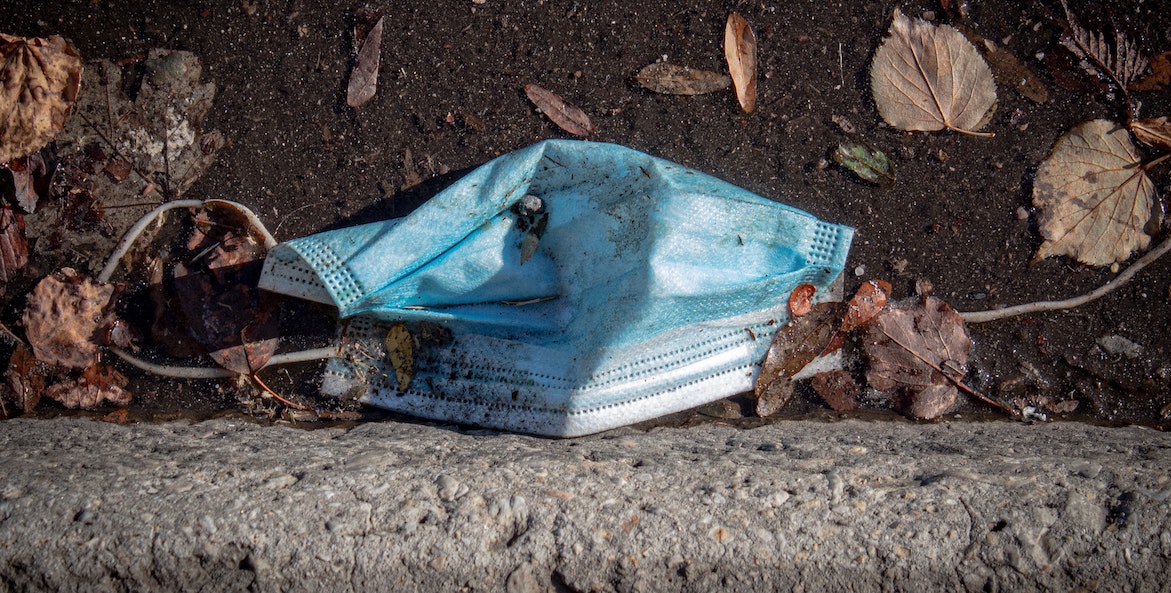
[949,125,995,138]
[960,233,1171,323]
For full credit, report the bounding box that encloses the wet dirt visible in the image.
[1,0,1169,428]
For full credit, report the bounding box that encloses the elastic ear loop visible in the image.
[98,200,338,379]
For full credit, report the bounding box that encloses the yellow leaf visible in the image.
[385,323,413,392]
[1033,119,1156,266]
[869,9,997,136]
[0,34,82,162]
[723,13,757,113]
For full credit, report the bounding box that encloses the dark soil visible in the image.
[2,0,1169,427]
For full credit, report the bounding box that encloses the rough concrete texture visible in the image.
[0,416,1168,592]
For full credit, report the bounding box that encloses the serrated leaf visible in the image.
[723,13,757,113]
[833,142,896,187]
[634,62,730,95]
[1059,0,1147,92]
[1033,119,1156,266]
[869,9,997,136]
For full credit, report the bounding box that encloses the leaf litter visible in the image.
[723,13,757,113]
[869,9,997,136]
[525,84,597,137]
[635,62,730,96]
[23,269,118,370]
[833,142,896,188]
[346,9,384,108]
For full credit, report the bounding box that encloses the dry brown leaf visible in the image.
[346,12,384,108]
[787,283,816,317]
[634,62,730,96]
[980,39,1049,104]
[44,362,131,410]
[1033,119,1156,266]
[840,279,891,333]
[869,9,997,136]
[811,370,860,412]
[24,270,117,369]
[1130,117,1171,152]
[1059,0,1147,93]
[863,296,971,420]
[1131,50,1171,92]
[385,323,413,392]
[4,345,44,413]
[723,13,757,113]
[0,206,28,284]
[0,34,82,163]
[173,203,279,374]
[524,84,597,137]
[754,302,844,417]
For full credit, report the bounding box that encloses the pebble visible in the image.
[1096,334,1143,359]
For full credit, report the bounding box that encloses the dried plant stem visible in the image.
[960,234,1171,324]
[251,372,311,410]
[948,126,995,138]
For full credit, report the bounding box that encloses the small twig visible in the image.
[0,321,27,348]
[960,234,1171,324]
[878,328,1019,416]
[251,372,311,411]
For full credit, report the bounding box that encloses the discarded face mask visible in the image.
[259,140,853,437]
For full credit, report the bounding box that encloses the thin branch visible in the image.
[960,233,1171,323]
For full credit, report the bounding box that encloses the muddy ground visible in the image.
[1,0,1169,427]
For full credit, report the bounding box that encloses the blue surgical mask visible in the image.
[259,140,853,436]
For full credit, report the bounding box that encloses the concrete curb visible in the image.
[0,416,1168,592]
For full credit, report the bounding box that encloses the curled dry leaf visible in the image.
[811,370,860,412]
[841,279,891,333]
[788,283,816,317]
[869,9,996,136]
[0,205,28,284]
[863,296,972,420]
[0,34,82,163]
[635,62,730,96]
[346,12,385,108]
[524,84,597,137]
[754,302,844,417]
[1033,119,1155,266]
[1130,117,1171,152]
[833,142,896,188]
[24,270,117,369]
[723,13,757,113]
[44,362,131,410]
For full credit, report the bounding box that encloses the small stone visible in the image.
[1096,334,1143,359]
[1015,206,1029,221]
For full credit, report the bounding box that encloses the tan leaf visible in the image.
[524,84,597,137]
[23,270,117,369]
[1130,117,1171,152]
[980,39,1048,104]
[1033,119,1156,266]
[346,13,384,108]
[863,296,971,420]
[634,62,730,95]
[0,34,82,162]
[869,9,997,136]
[723,13,757,113]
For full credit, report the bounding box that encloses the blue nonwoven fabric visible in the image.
[259,140,853,437]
